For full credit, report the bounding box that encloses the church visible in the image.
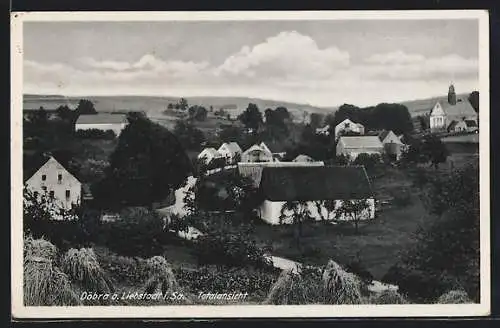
[429,84,478,132]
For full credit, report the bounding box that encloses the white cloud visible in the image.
[23,33,479,107]
[216,31,350,80]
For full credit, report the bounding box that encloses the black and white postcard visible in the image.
[10,10,490,318]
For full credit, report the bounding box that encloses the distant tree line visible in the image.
[325,103,414,135]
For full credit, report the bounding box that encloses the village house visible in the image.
[24,156,82,211]
[336,136,384,161]
[256,166,375,225]
[378,130,405,161]
[197,147,223,165]
[334,119,365,140]
[429,84,477,132]
[241,142,274,163]
[75,113,129,137]
[238,161,325,188]
[217,142,242,164]
[447,119,478,133]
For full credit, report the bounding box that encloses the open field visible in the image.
[244,167,433,280]
[441,133,479,143]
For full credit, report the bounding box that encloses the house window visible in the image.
[58,174,62,183]
[65,190,70,200]
[49,190,55,198]
[41,174,47,181]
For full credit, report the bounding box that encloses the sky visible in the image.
[23,19,479,107]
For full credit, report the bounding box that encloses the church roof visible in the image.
[433,98,477,120]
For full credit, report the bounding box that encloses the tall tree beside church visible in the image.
[94,115,192,208]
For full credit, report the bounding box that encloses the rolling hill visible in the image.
[23,91,475,121]
[23,94,336,122]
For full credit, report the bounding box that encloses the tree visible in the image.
[178,98,188,111]
[384,164,479,302]
[238,103,263,132]
[279,201,312,249]
[353,153,380,171]
[173,120,206,151]
[56,105,74,122]
[371,103,413,135]
[167,103,174,110]
[336,199,370,233]
[95,115,192,208]
[75,99,97,115]
[468,91,479,113]
[29,106,49,126]
[421,135,449,169]
[417,115,429,131]
[312,200,337,222]
[309,113,324,129]
[188,105,208,121]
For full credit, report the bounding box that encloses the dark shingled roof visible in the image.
[378,130,390,142]
[259,166,373,201]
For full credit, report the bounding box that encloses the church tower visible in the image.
[448,83,457,105]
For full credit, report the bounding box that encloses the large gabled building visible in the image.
[256,166,375,224]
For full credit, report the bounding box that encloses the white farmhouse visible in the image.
[75,113,129,137]
[217,142,242,163]
[336,136,384,161]
[25,156,82,211]
[334,119,365,139]
[197,147,223,165]
[241,143,274,163]
[256,166,375,224]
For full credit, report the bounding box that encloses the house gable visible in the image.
[25,156,82,209]
[380,130,403,145]
[430,102,446,117]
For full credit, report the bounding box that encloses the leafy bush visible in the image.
[174,266,279,301]
[383,264,460,303]
[75,129,116,139]
[193,232,272,269]
[96,207,175,257]
[353,153,381,170]
[94,247,148,283]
